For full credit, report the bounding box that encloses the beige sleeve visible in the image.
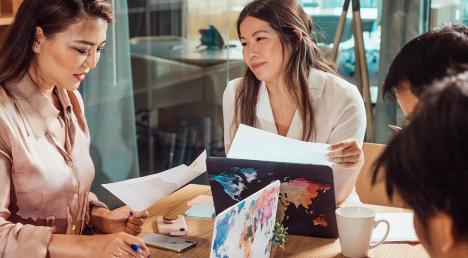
[0,129,53,258]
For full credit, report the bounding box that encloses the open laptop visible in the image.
[210,180,280,258]
[207,157,338,238]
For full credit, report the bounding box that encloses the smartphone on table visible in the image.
[139,232,197,253]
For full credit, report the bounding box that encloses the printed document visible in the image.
[102,150,207,211]
[372,212,419,243]
[228,124,331,166]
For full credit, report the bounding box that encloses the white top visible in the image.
[222,68,366,204]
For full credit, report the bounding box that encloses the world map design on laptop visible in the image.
[210,166,335,237]
[211,181,280,258]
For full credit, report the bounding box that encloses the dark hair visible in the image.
[233,0,336,141]
[382,24,468,99]
[0,0,113,87]
[372,72,468,241]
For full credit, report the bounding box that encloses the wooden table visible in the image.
[143,184,429,258]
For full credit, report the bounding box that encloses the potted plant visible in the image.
[271,220,288,257]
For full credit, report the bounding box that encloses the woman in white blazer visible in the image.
[223,0,366,205]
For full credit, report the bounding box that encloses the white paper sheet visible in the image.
[228,124,331,166]
[371,212,419,243]
[102,150,207,211]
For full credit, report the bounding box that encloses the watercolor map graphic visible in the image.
[208,159,338,238]
[210,181,280,258]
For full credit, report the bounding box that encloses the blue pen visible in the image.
[130,244,143,254]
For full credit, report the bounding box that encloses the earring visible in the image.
[32,44,39,53]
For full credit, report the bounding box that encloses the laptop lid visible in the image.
[207,157,338,238]
[210,180,280,258]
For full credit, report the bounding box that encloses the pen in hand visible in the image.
[130,244,142,253]
[131,244,149,258]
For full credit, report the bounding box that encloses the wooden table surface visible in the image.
[143,184,429,258]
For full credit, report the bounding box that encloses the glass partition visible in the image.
[80,0,467,198]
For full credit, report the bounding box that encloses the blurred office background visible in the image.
[64,0,467,206]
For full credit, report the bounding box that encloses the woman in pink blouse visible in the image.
[0,1,149,257]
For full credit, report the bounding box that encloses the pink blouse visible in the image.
[0,75,107,258]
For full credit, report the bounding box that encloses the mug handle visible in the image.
[369,219,390,249]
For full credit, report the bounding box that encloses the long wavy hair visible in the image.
[0,0,113,87]
[233,0,335,141]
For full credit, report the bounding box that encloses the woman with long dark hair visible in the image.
[0,1,149,257]
[223,0,366,204]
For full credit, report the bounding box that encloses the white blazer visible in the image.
[222,68,367,204]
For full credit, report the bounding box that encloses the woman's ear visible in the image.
[429,212,455,254]
[33,27,45,53]
[293,29,302,41]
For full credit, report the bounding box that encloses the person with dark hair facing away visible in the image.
[373,73,468,258]
[223,0,367,204]
[382,24,468,117]
[0,1,149,257]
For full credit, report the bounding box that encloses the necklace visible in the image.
[52,93,65,128]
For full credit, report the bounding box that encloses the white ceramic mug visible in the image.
[335,206,390,258]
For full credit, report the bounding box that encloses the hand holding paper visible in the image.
[328,138,362,166]
[93,205,148,235]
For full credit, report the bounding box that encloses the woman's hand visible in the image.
[48,232,150,258]
[86,232,150,258]
[328,139,363,167]
[92,206,149,236]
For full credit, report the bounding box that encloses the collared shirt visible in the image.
[0,74,106,258]
[223,68,367,205]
